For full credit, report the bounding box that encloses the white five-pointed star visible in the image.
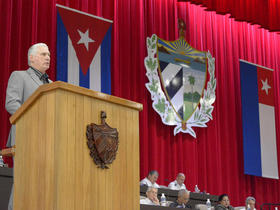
[77,29,95,51]
[261,78,271,95]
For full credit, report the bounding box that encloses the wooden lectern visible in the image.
[9,81,143,210]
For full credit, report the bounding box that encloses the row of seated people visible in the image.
[140,170,186,190]
[140,187,256,210]
[140,170,256,210]
[141,187,191,208]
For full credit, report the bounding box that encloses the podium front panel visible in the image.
[14,87,140,210]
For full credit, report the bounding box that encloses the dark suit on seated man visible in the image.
[6,43,51,210]
[169,189,192,208]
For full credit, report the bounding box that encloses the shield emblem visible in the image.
[86,111,119,169]
[145,32,216,137]
[157,38,207,122]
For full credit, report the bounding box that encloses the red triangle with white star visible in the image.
[57,6,112,75]
[257,67,274,106]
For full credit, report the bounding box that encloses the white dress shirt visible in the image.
[140,177,160,188]
[168,180,187,190]
[140,198,159,205]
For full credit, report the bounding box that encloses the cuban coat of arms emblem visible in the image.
[145,20,216,137]
[86,111,119,169]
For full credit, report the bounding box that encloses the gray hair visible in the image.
[178,189,189,197]
[246,196,256,205]
[146,186,158,193]
[27,43,48,65]
[177,173,185,178]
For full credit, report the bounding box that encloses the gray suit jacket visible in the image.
[5,68,51,147]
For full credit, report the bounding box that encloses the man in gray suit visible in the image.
[5,43,51,210]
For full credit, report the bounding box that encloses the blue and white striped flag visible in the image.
[56,4,112,94]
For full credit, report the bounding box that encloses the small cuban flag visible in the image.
[56,4,112,94]
[240,59,279,179]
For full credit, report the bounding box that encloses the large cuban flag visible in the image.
[56,4,112,94]
[240,59,279,179]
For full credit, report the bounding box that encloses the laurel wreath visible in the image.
[144,34,216,137]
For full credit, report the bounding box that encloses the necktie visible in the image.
[40,73,49,84]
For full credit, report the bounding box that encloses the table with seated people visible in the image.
[140,185,219,209]
[141,204,190,210]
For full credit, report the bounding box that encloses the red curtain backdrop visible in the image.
[178,0,280,32]
[0,0,279,207]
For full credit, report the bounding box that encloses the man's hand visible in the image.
[151,195,159,205]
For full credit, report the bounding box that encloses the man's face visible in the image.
[176,175,185,185]
[29,46,50,73]
[148,174,158,184]
[146,188,158,200]
[178,192,189,205]
[247,200,255,209]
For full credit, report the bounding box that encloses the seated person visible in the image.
[168,173,187,190]
[239,196,256,210]
[245,196,256,210]
[140,170,160,188]
[169,189,191,208]
[215,194,234,210]
[140,186,160,205]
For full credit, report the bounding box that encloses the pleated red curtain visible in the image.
[177,2,280,206]
[178,0,280,32]
[0,0,280,207]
